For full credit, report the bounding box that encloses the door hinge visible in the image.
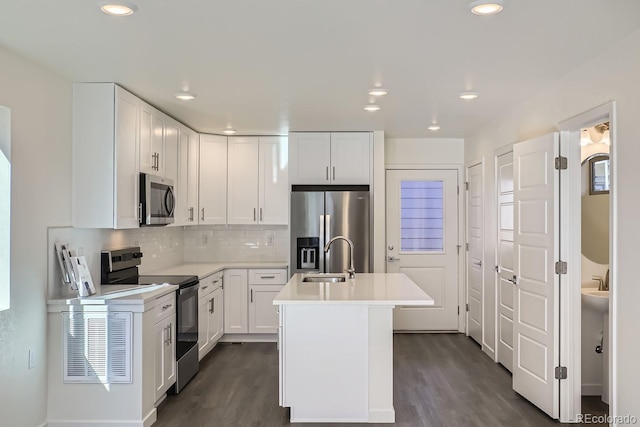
[555,366,568,380]
[555,156,568,170]
[457,185,459,195]
[466,243,469,251]
[555,261,567,275]
[458,306,460,315]
[457,244,461,255]
[466,303,469,312]
[465,181,469,190]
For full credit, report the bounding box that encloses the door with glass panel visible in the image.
[386,169,459,330]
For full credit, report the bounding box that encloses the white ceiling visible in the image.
[1,0,640,138]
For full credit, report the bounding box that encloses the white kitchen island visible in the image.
[274,273,433,423]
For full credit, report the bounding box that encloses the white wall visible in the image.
[0,45,72,427]
[385,138,464,166]
[465,27,640,421]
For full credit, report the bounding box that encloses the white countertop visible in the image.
[47,283,178,311]
[273,273,434,306]
[145,262,288,279]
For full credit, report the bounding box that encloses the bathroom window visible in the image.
[400,180,444,252]
[0,106,10,311]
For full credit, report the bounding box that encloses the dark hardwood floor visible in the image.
[154,334,561,427]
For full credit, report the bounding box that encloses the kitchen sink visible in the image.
[302,273,347,283]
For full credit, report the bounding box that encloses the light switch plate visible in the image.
[28,349,36,369]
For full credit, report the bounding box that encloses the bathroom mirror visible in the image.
[582,153,609,264]
[589,155,610,195]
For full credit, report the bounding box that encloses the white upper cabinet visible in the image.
[72,83,140,229]
[288,132,370,185]
[199,134,227,225]
[163,117,179,185]
[228,136,288,225]
[329,133,370,185]
[259,137,289,224]
[139,103,166,176]
[288,132,331,184]
[175,127,199,226]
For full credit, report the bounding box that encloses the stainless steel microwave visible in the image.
[139,173,175,226]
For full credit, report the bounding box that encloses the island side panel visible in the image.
[368,306,395,422]
[283,304,369,423]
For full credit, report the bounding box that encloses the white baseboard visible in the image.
[219,333,277,343]
[368,409,395,423]
[582,383,603,396]
[48,420,148,427]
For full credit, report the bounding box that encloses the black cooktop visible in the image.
[131,275,199,288]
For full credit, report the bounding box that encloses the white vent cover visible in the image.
[63,311,132,383]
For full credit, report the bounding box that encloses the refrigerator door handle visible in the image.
[319,214,325,273]
[325,214,331,272]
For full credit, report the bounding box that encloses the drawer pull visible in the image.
[260,275,276,279]
[201,285,209,290]
[211,279,219,284]
[162,304,172,311]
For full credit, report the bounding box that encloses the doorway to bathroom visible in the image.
[559,102,616,423]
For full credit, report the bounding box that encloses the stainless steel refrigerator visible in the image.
[290,187,371,276]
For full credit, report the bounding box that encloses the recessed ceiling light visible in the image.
[469,0,504,15]
[222,128,237,135]
[368,88,388,97]
[175,92,196,100]
[364,104,381,112]
[427,125,441,131]
[459,92,479,100]
[98,1,138,16]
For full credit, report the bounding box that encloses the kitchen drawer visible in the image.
[154,291,176,322]
[248,269,287,285]
[199,272,222,298]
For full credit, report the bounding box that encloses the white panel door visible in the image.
[386,169,459,331]
[330,132,370,184]
[513,133,559,419]
[466,163,483,344]
[497,151,515,372]
[259,137,288,224]
[228,136,260,224]
[199,134,227,224]
[289,132,331,184]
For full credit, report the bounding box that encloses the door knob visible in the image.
[388,256,400,262]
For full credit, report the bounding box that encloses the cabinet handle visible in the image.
[260,208,263,222]
[162,303,171,311]
[189,207,194,221]
[201,207,205,221]
[250,289,253,303]
[211,279,219,284]
[201,285,209,290]
[209,298,214,313]
[211,298,215,314]
[168,323,172,344]
[333,166,336,180]
[164,325,168,345]
[253,208,256,222]
[138,203,143,224]
[326,166,329,181]
[260,275,276,279]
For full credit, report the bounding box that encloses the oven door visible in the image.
[176,283,199,360]
[140,173,175,226]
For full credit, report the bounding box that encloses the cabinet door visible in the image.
[139,103,154,175]
[175,127,191,226]
[288,132,331,185]
[198,295,211,359]
[249,285,284,334]
[164,118,179,187]
[223,269,248,334]
[154,318,168,400]
[228,137,260,224]
[209,287,223,344]
[259,137,288,225]
[164,315,176,389]
[330,132,370,184]
[199,134,227,224]
[114,86,141,229]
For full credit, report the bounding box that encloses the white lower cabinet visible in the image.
[249,285,283,333]
[224,268,286,335]
[154,292,176,403]
[198,272,224,360]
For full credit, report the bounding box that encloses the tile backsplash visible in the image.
[48,224,289,298]
[183,225,289,263]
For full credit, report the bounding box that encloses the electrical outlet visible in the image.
[202,234,208,245]
[267,234,274,246]
[28,349,36,369]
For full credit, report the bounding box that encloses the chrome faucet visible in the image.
[592,275,605,291]
[324,235,356,279]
